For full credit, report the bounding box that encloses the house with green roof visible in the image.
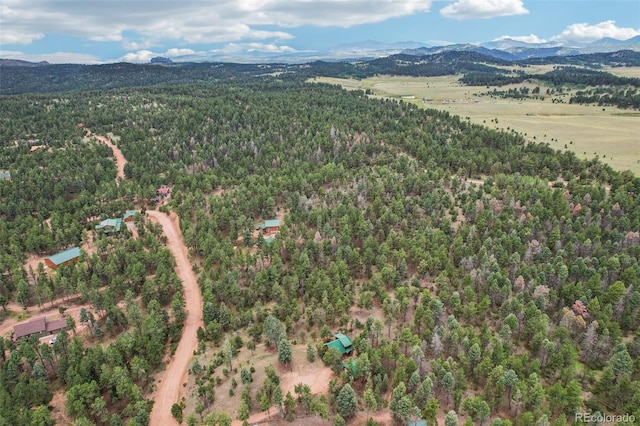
[343,358,359,377]
[325,333,353,355]
[45,247,81,269]
[95,218,123,234]
[123,210,137,222]
[258,219,280,233]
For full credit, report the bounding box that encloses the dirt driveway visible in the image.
[87,130,206,424]
[147,210,204,425]
[87,130,126,183]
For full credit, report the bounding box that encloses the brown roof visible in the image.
[14,317,47,338]
[46,319,67,333]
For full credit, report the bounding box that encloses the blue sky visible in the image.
[1,0,639,63]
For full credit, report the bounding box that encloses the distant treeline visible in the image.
[2,50,639,95]
[570,87,640,109]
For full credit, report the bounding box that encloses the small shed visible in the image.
[123,210,137,222]
[45,247,81,269]
[408,421,428,426]
[259,219,280,233]
[95,218,122,234]
[325,333,353,355]
[0,171,10,181]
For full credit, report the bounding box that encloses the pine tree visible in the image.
[306,343,316,362]
[278,336,292,370]
[363,387,377,415]
[336,384,357,418]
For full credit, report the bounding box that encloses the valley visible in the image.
[314,72,640,174]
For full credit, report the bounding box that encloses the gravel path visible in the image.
[147,210,204,425]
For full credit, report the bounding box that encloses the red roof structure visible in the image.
[13,316,67,340]
[14,317,47,339]
[46,319,67,333]
[157,185,170,195]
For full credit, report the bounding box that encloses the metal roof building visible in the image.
[325,333,353,354]
[45,247,81,269]
[95,218,123,234]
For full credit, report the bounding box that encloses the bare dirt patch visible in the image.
[187,340,334,425]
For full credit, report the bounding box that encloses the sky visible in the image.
[1,0,639,63]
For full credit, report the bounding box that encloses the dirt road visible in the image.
[89,128,205,424]
[147,210,204,426]
[90,132,126,182]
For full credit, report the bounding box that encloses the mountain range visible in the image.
[1,36,639,66]
[161,35,640,63]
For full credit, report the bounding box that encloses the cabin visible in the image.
[325,333,353,355]
[258,219,280,234]
[95,218,123,234]
[13,316,66,340]
[123,210,137,222]
[158,185,170,196]
[45,247,81,269]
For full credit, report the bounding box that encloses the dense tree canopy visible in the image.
[1,67,639,424]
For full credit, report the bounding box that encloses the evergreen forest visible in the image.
[0,65,639,426]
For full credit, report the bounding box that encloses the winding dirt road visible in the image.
[89,130,205,424]
[89,132,127,183]
[147,210,204,425]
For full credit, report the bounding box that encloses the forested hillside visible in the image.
[1,76,639,425]
[2,50,640,110]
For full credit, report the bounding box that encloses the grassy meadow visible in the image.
[314,70,640,175]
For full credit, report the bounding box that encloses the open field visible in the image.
[606,65,640,78]
[314,73,640,175]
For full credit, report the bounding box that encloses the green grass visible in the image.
[313,74,640,175]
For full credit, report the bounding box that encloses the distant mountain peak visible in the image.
[0,59,50,67]
[150,56,173,64]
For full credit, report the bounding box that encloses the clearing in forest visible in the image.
[313,74,640,175]
[185,342,334,424]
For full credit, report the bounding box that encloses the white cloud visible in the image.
[117,48,201,63]
[165,48,196,57]
[0,30,44,45]
[440,0,528,20]
[117,50,157,63]
[0,50,101,64]
[220,42,296,53]
[1,1,432,46]
[494,34,546,44]
[123,39,156,50]
[552,20,640,43]
[0,4,44,44]
[116,43,297,62]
